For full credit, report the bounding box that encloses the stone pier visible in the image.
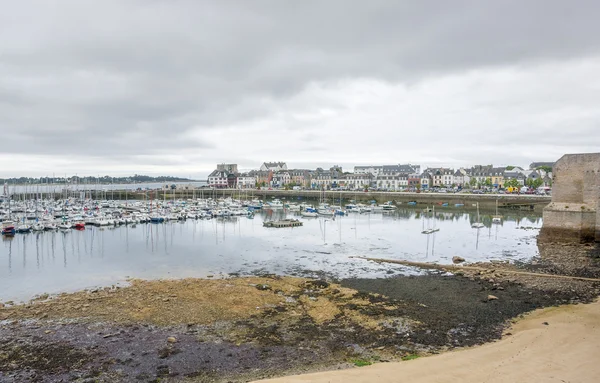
[540,153,600,242]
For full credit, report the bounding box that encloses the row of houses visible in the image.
[420,165,552,189]
[207,162,553,190]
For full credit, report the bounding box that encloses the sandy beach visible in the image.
[257,299,600,383]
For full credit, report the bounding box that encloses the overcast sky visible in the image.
[1,0,599,178]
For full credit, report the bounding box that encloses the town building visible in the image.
[420,172,432,189]
[345,173,373,190]
[236,173,256,189]
[260,162,288,172]
[289,169,311,188]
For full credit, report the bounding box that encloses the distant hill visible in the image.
[0,175,196,184]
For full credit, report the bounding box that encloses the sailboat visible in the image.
[492,199,502,224]
[1,185,16,236]
[471,202,485,228]
[422,206,440,234]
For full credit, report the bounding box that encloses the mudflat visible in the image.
[256,298,600,383]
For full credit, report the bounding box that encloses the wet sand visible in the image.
[256,299,600,383]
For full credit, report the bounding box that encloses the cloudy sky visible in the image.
[1,0,599,178]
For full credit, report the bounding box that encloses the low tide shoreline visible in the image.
[1,245,599,383]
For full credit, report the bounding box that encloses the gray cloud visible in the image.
[1,0,599,176]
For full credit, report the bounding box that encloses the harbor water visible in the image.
[0,207,542,301]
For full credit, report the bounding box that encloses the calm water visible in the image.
[0,208,542,301]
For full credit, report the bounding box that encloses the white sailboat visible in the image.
[422,206,440,234]
[492,199,502,223]
[471,202,485,228]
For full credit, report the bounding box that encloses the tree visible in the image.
[505,165,515,171]
[469,178,477,188]
[484,177,493,187]
[505,178,520,189]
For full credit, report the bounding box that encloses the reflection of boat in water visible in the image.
[471,202,485,228]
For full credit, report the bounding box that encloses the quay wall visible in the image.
[541,153,600,243]
[11,189,551,211]
[210,190,550,211]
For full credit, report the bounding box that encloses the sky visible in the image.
[1,0,599,179]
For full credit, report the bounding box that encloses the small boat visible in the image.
[16,225,32,233]
[150,216,164,223]
[74,222,85,230]
[287,204,301,212]
[44,222,58,231]
[267,199,284,208]
[317,204,335,216]
[422,206,440,234]
[301,208,319,217]
[1,221,16,236]
[407,201,417,206]
[471,202,485,229]
[58,222,71,230]
[492,199,502,224]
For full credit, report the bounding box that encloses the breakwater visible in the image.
[4,188,551,211]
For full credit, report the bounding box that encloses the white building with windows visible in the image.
[236,174,256,189]
[376,174,408,190]
[207,170,229,187]
[345,173,373,190]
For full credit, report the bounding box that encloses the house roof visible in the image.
[263,161,286,168]
[208,170,228,177]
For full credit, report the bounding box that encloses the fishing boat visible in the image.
[471,202,485,228]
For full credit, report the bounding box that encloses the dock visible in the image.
[263,219,303,228]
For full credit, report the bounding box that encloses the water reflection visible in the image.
[0,207,542,301]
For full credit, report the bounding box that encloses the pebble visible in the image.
[452,256,466,264]
[487,295,499,301]
[167,336,177,343]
